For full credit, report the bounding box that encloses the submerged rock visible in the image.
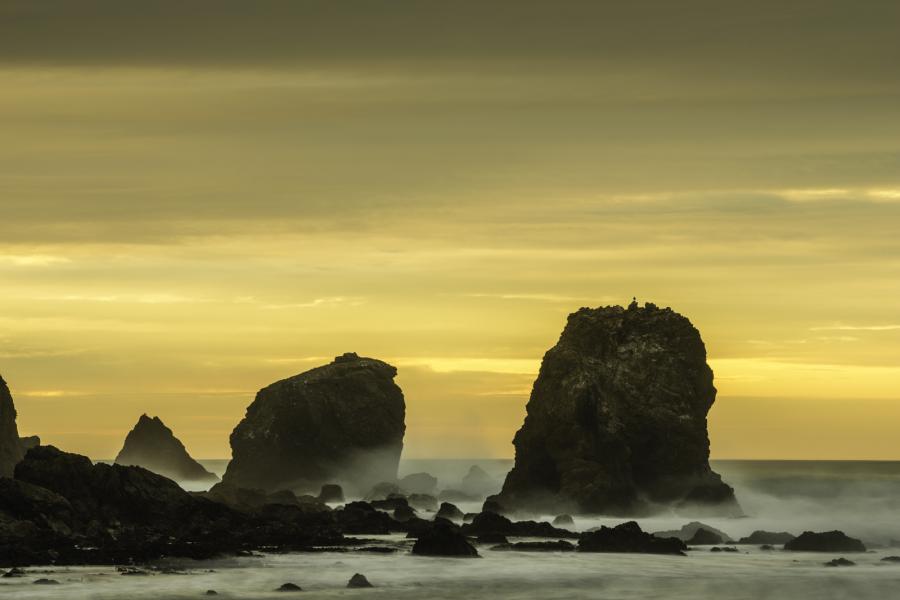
[276,582,302,592]
[223,353,405,494]
[737,530,796,545]
[412,520,479,557]
[347,573,374,588]
[497,303,740,515]
[785,531,866,553]
[114,415,218,484]
[578,521,687,555]
[881,556,900,563]
[0,375,25,478]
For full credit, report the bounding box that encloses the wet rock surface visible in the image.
[114,414,218,484]
[578,521,687,555]
[223,353,405,494]
[497,303,739,515]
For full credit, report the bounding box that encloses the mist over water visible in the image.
[29,458,896,599]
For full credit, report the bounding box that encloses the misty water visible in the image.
[4,459,900,599]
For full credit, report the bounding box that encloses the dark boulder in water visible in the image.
[824,557,855,567]
[709,546,739,552]
[333,501,397,535]
[654,521,732,543]
[881,556,900,563]
[33,578,59,584]
[497,303,740,515]
[578,521,687,555]
[412,520,479,557]
[366,481,401,501]
[400,472,437,494]
[347,573,374,588]
[393,504,416,521]
[436,502,464,521]
[462,511,577,539]
[689,528,725,545]
[223,353,405,494]
[491,540,576,552]
[737,530,795,545]
[317,484,344,503]
[201,482,329,513]
[0,375,25,478]
[276,582,302,592]
[114,414,218,484]
[552,514,575,527]
[784,531,866,553]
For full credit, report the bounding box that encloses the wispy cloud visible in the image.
[261,296,365,310]
[811,324,900,332]
[0,254,70,266]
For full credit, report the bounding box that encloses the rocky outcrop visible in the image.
[578,521,686,555]
[653,521,732,543]
[400,472,437,494]
[0,375,25,478]
[461,465,496,497]
[784,531,866,552]
[412,519,479,557]
[436,502,464,521]
[223,353,405,494]
[461,511,578,539]
[114,415,218,484]
[498,302,739,515]
[736,530,795,545]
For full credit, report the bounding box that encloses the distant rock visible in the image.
[578,521,687,555]
[33,578,60,585]
[497,304,740,515]
[461,465,496,496]
[439,489,479,503]
[276,582,302,592]
[408,493,438,511]
[654,521,732,543]
[114,415,218,484]
[400,472,438,494]
[371,494,408,511]
[462,511,577,539]
[737,530,796,545]
[552,514,574,527]
[689,528,725,545]
[785,531,866,553]
[881,556,900,563]
[824,557,856,567]
[318,484,344,503]
[366,482,401,501]
[347,573,374,588]
[709,546,739,552]
[223,353,405,494]
[412,519,479,557]
[436,502,464,521]
[0,375,25,478]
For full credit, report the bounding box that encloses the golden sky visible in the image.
[2,1,900,460]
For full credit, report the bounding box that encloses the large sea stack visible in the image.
[497,302,739,516]
[114,415,218,484]
[222,353,406,494]
[0,375,25,478]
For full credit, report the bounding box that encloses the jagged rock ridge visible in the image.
[114,414,218,483]
[497,302,739,515]
[222,353,406,493]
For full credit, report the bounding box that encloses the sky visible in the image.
[2,0,900,460]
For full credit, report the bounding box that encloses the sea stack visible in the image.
[114,414,218,484]
[497,302,739,515]
[0,375,25,478]
[222,353,406,494]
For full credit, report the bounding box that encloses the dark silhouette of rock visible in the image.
[0,375,25,478]
[654,521,732,543]
[366,482,401,501]
[114,415,218,484]
[578,521,686,555]
[332,501,396,534]
[462,511,578,539]
[825,557,855,567]
[491,540,576,552]
[498,304,740,515]
[785,531,866,552]
[3,567,26,577]
[33,578,59,584]
[412,519,479,557]
[347,573,373,588]
[688,528,725,545]
[371,494,408,511]
[393,504,416,521]
[759,544,775,550]
[201,481,329,513]
[461,465,496,496]
[19,436,40,451]
[407,493,438,511]
[436,502,464,521]
[276,582,302,592]
[881,556,900,563]
[481,498,506,514]
[400,472,437,494]
[552,514,574,527]
[318,484,344,503]
[477,533,509,544]
[709,546,738,552]
[223,353,405,494]
[737,530,796,545]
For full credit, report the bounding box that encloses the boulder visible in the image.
[276,583,302,592]
[0,375,25,478]
[371,494,408,511]
[784,531,866,553]
[347,573,374,588]
[553,514,575,527]
[737,530,795,545]
[412,520,479,557]
[400,472,438,495]
[497,303,740,515]
[578,521,686,555]
[201,482,329,513]
[393,505,416,521]
[223,353,405,494]
[824,557,855,567]
[436,502,464,521]
[491,540,576,552]
[114,415,218,484]
[881,556,900,563]
[462,511,577,539]
[688,528,725,545]
[318,484,344,503]
[460,465,497,497]
[709,546,738,552]
[653,521,732,543]
[333,501,396,535]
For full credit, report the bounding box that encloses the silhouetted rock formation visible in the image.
[654,521,732,543]
[347,573,374,588]
[201,481,329,513]
[461,465,496,496]
[784,531,866,552]
[223,353,405,494]
[552,514,574,527]
[400,472,438,494]
[461,511,578,539]
[19,436,40,451]
[318,484,344,503]
[114,414,218,484]
[498,303,739,515]
[578,521,687,555]
[436,502,464,521]
[0,375,25,478]
[412,519,479,557]
[737,530,795,545]
[491,540,576,552]
[824,557,855,567]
